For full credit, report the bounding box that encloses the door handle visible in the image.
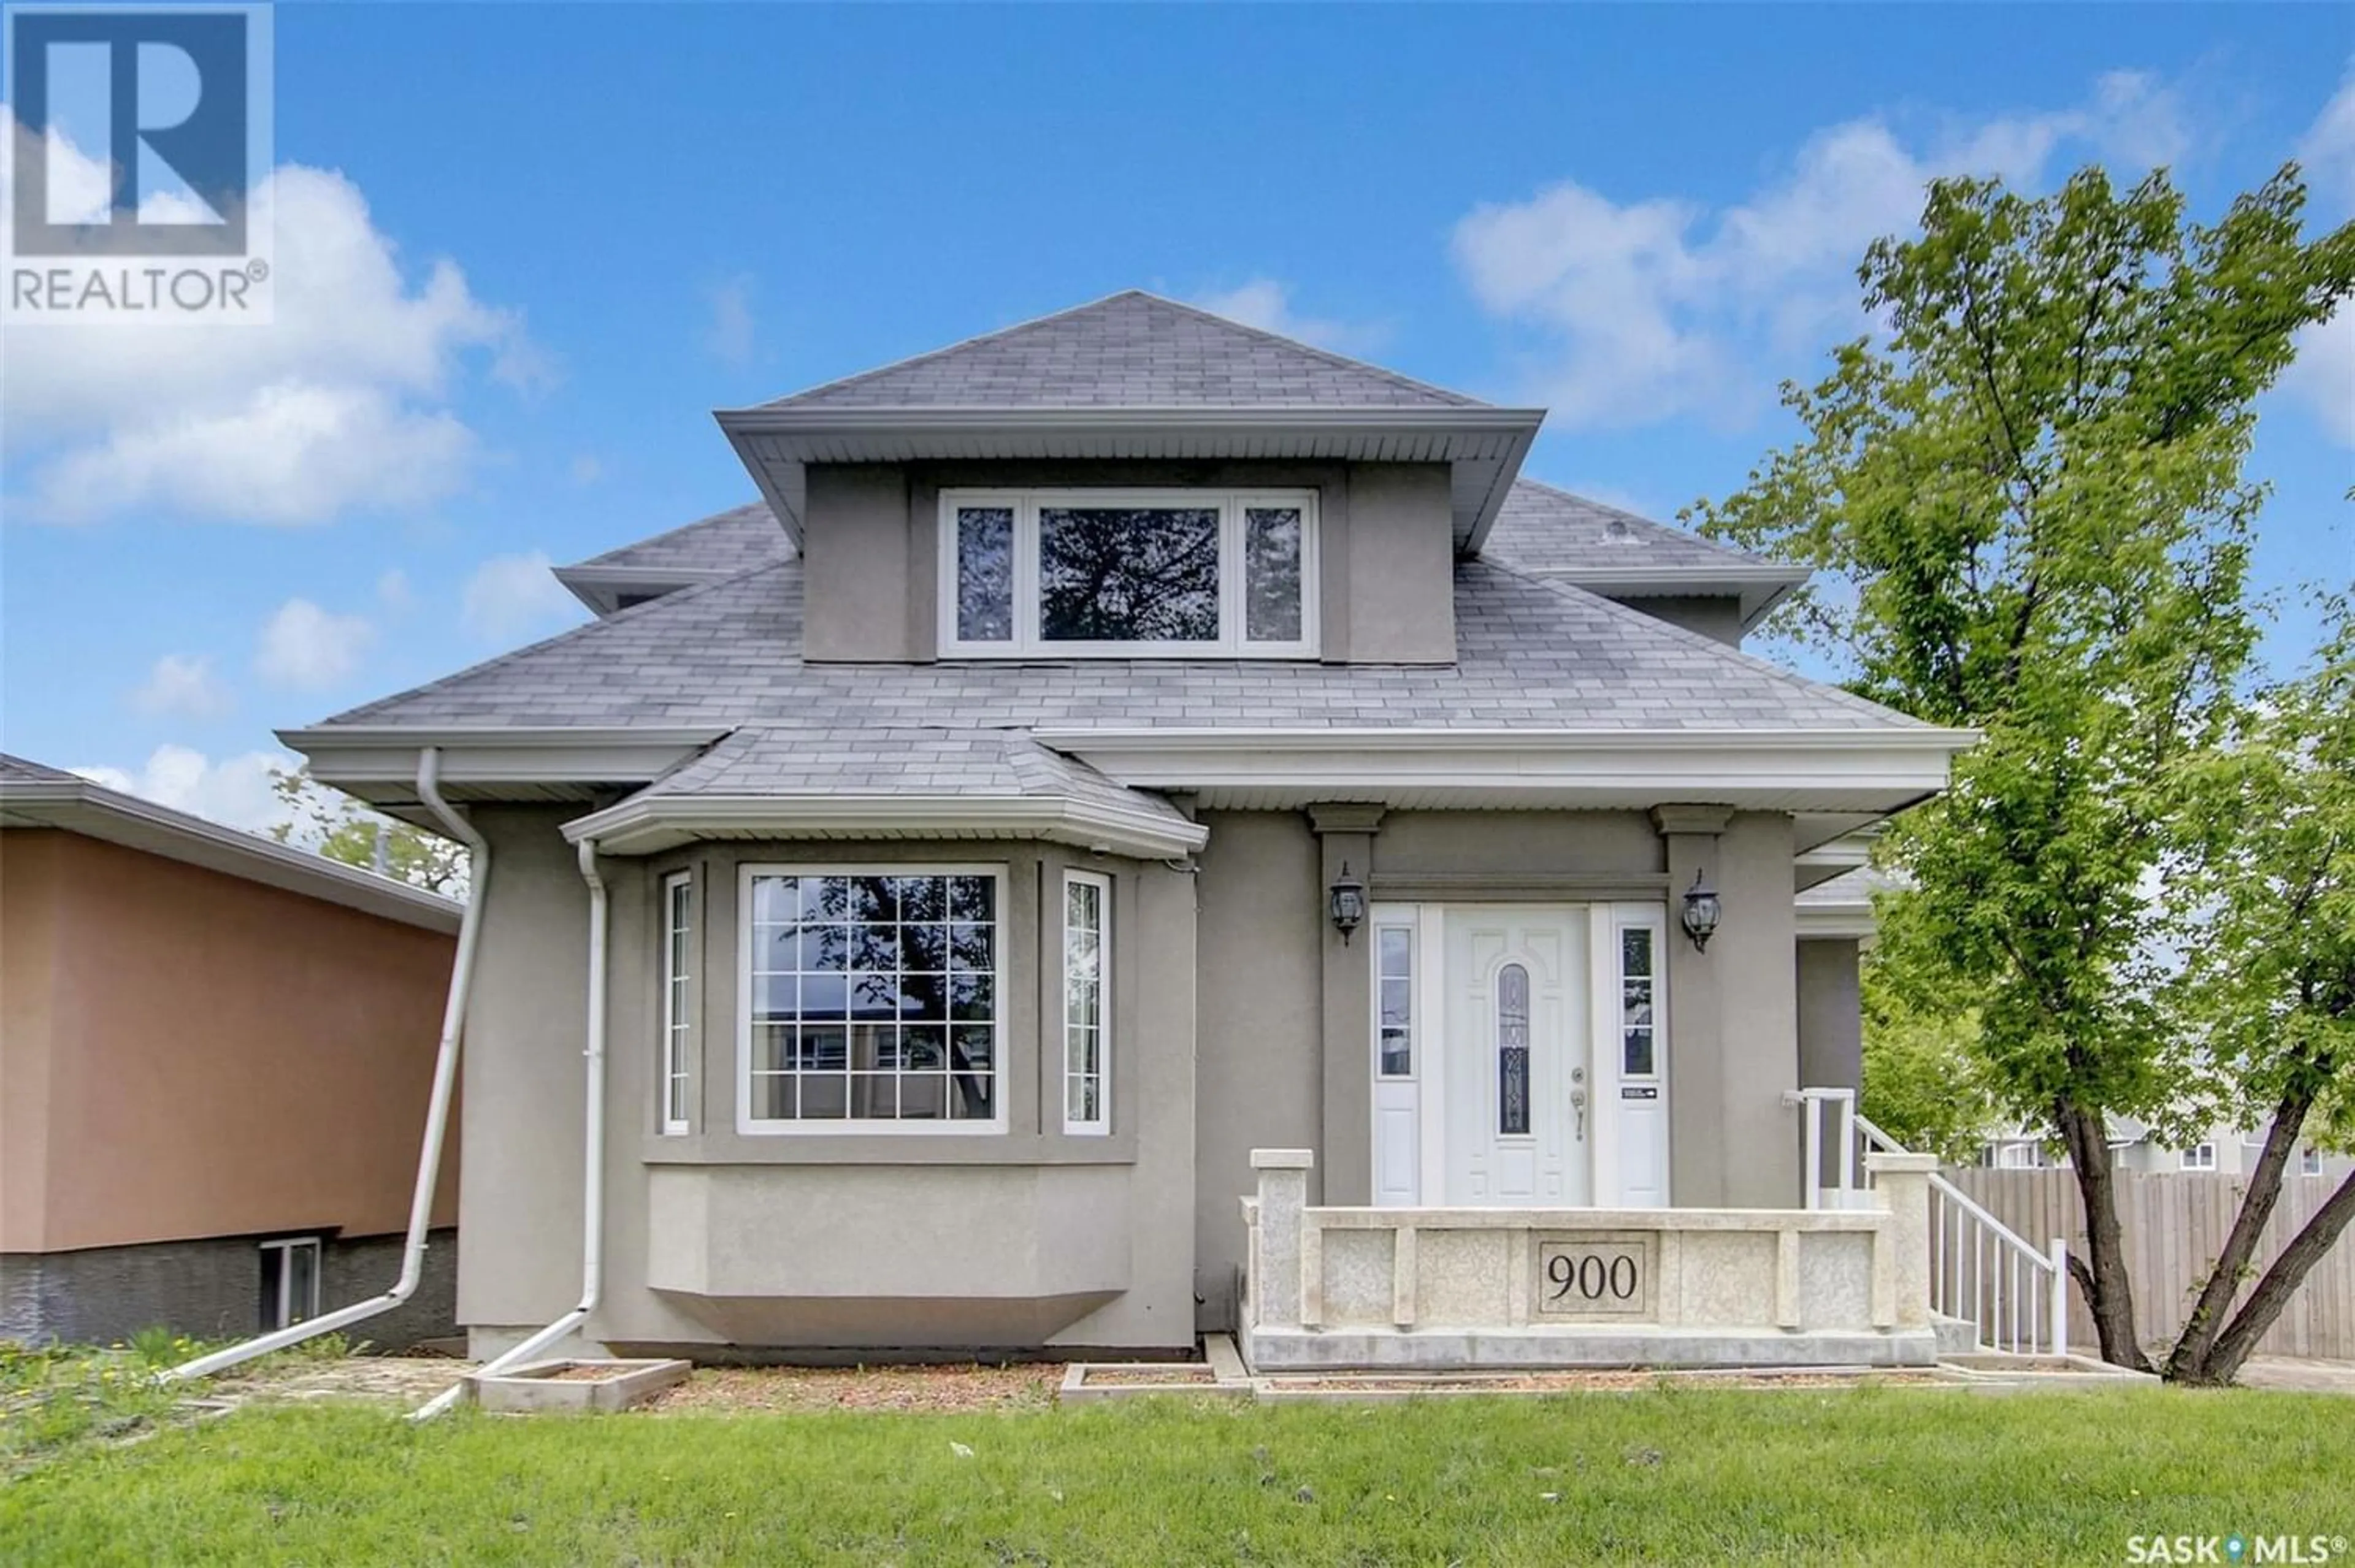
[1571,1085,1588,1141]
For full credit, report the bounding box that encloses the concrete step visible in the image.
[1931,1312,1981,1356]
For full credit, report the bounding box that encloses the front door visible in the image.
[1441,907,1591,1206]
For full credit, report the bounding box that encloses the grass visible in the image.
[3,1383,2353,1564]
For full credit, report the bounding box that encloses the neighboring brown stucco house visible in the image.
[286,293,1977,1373]
[0,754,462,1347]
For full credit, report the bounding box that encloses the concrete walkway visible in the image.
[2238,1356,2355,1394]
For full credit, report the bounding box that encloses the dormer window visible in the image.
[939,489,1317,657]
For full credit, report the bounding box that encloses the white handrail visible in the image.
[1793,1086,2069,1358]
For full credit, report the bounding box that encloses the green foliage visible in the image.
[269,767,467,897]
[4,1391,2351,1564]
[1694,166,2354,1134]
[2169,595,2355,1153]
[1859,965,1998,1164]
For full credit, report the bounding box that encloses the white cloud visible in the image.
[1,125,543,526]
[2286,306,2355,447]
[131,653,234,719]
[377,568,414,613]
[255,599,375,689]
[705,274,755,366]
[461,551,581,643]
[1187,279,1385,353]
[569,453,604,486]
[72,745,296,834]
[2297,63,2355,213]
[1451,72,2197,430]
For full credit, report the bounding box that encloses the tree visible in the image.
[1859,966,1999,1165]
[2159,597,2355,1384]
[270,767,467,897]
[1695,166,2355,1371]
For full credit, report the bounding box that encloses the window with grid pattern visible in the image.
[660,872,693,1133]
[1063,872,1109,1134]
[742,871,1001,1130]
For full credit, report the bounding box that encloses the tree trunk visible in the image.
[2175,1169,2355,1386]
[2055,1096,2153,1371]
[2164,1090,2311,1381]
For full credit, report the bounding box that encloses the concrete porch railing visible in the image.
[1239,1149,1942,1372]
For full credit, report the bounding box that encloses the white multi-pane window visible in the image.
[1376,924,1414,1077]
[1063,871,1110,1134]
[740,870,1003,1132]
[660,871,694,1134]
[2180,1143,2218,1171]
[940,489,1317,657]
[258,1236,320,1331]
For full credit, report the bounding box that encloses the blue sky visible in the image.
[4,3,2351,830]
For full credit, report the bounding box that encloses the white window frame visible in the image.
[659,870,694,1135]
[2180,1142,2217,1171]
[736,863,1009,1136]
[937,488,1320,659]
[258,1236,321,1330]
[1062,870,1111,1136]
[2301,1145,2324,1177]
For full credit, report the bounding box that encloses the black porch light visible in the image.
[1680,868,1722,952]
[1328,861,1367,944]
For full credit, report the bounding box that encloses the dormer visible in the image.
[713,292,1542,665]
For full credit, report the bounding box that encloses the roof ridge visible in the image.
[1471,556,1925,729]
[752,291,1154,410]
[317,557,794,727]
[1132,291,1486,408]
[1503,477,1775,570]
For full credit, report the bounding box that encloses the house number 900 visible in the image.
[1545,1252,1639,1303]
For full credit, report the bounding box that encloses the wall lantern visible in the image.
[1328,862,1367,944]
[1680,868,1722,952]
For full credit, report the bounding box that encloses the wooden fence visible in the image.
[1942,1168,2355,1363]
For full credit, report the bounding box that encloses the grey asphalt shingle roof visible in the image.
[641,725,1192,827]
[1480,480,1780,576]
[0,753,82,784]
[757,291,1487,412]
[319,551,1918,734]
[559,480,1778,583]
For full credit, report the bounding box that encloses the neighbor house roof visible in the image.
[0,754,464,933]
[1480,481,1808,629]
[553,500,789,615]
[713,291,1544,553]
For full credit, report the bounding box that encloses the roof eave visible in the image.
[561,792,1210,861]
[551,564,727,618]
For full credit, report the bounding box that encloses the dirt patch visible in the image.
[1079,1367,1219,1387]
[641,1364,1064,1414]
[210,1355,475,1410]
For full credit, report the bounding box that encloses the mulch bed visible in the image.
[1077,1367,1220,1386]
[640,1364,1066,1413]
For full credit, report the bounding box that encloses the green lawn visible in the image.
[4,1386,2353,1565]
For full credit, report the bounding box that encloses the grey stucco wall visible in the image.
[1,1228,456,1348]
[1796,939,1863,1095]
[459,820,1198,1355]
[1612,595,1746,646]
[797,459,1456,666]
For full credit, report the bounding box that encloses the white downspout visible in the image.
[412,835,608,1419]
[166,748,486,1382]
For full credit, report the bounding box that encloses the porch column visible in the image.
[1653,806,1733,1206]
[1250,1149,1315,1329]
[1308,805,1384,1206]
[1865,1152,1937,1328]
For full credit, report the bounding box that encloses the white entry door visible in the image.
[1441,907,1592,1206]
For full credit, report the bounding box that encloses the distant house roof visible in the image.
[1480,481,1807,629]
[553,500,790,615]
[713,291,1544,553]
[0,754,464,933]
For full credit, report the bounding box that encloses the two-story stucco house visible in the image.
[285,293,1973,1373]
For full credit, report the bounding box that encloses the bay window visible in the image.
[740,868,1005,1133]
[941,489,1316,657]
